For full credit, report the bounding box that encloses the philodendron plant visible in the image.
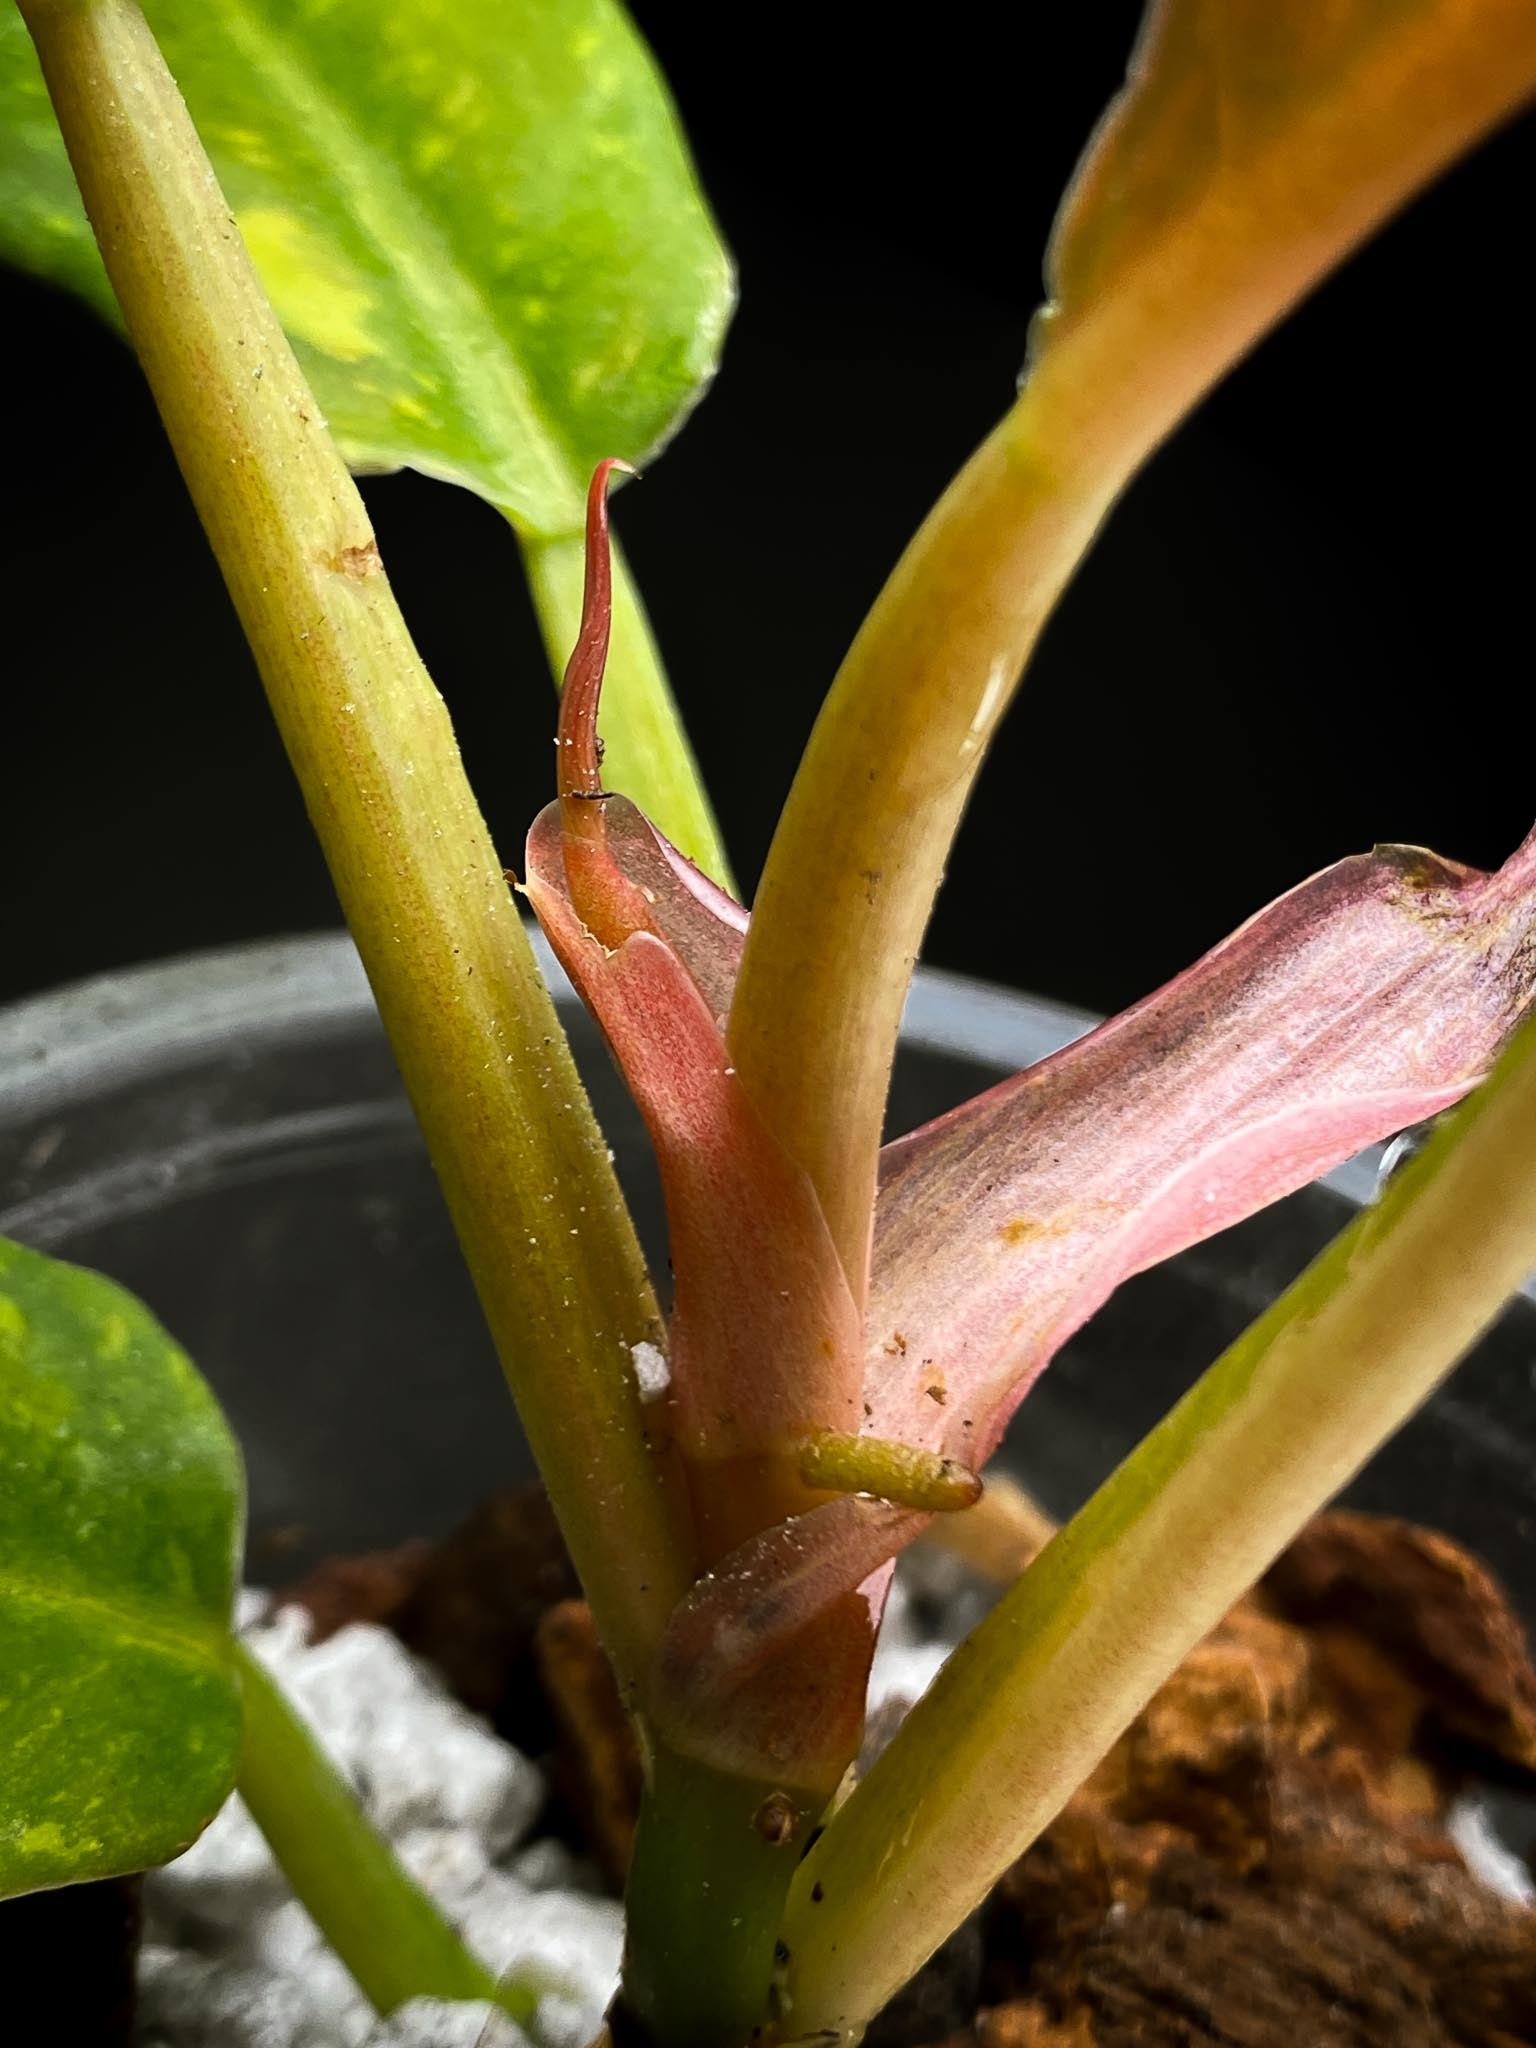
[3,0,1536,2043]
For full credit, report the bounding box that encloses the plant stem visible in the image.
[778,1011,1536,2042]
[727,409,1111,1296]
[237,1643,522,2019]
[523,524,733,891]
[621,1749,811,2048]
[18,0,694,1691]
[725,0,1536,1303]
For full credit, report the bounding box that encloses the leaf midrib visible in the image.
[218,0,583,531]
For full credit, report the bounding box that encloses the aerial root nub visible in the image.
[796,1431,983,1512]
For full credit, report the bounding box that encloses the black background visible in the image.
[3,6,1531,1017]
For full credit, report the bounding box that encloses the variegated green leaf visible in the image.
[1,0,734,873]
[0,1236,243,1896]
[0,0,731,537]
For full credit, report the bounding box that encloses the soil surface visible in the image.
[12,1492,1535,2045]
[285,1493,1536,2048]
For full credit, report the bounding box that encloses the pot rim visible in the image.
[0,923,1406,1221]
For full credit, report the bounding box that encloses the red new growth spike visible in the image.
[557,460,654,950]
[557,459,627,802]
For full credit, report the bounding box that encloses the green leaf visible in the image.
[0,1235,243,1897]
[0,0,731,536]
[0,0,735,879]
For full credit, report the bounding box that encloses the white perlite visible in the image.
[867,1539,998,1721]
[139,1559,1531,2047]
[1448,1798,1536,1907]
[138,1576,952,2048]
[368,2002,523,2048]
[137,1600,622,2048]
[629,1340,670,1402]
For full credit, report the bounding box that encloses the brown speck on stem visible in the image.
[752,1790,800,1846]
[328,538,383,579]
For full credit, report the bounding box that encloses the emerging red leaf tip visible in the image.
[556,460,652,950]
[557,458,633,804]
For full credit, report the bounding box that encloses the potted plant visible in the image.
[2,3,1535,2044]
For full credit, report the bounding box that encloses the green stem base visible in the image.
[621,1748,815,2048]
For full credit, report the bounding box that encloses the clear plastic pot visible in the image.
[0,931,1531,1615]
